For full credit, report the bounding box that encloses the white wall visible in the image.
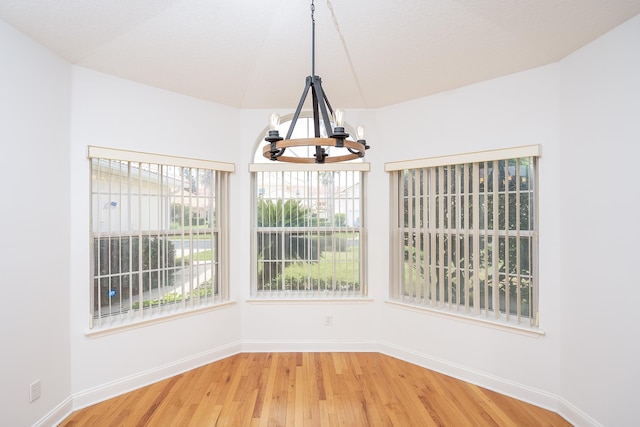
[68,68,243,408]
[558,14,640,427]
[3,10,639,427]
[375,64,567,410]
[373,14,640,427]
[0,19,72,427]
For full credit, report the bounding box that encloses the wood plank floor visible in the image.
[60,353,571,426]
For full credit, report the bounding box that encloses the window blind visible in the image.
[387,145,540,326]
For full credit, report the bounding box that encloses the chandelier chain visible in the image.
[311,0,316,77]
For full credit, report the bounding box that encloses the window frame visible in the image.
[87,146,234,334]
[385,145,542,332]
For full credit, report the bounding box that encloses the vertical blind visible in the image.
[89,146,233,329]
[250,163,369,298]
[386,145,540,326]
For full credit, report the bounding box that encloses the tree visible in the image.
[256,199,313,288]
[257,199,309,228]
[334,213,347,227]
[401,158,535,316]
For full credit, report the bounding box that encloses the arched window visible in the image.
[250,116,369,298]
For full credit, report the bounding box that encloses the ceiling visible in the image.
[2,0,640,109]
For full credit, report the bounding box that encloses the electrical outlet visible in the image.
[30,380,41,403]
[324,314,333,326]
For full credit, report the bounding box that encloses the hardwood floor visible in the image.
[60,353,571,426]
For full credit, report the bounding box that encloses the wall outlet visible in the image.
[30,380,41,403]
[324,314,333,326]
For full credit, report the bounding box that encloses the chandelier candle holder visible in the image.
[264,0,369,164]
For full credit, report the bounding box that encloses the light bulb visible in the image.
[269,113,281,131]
[333,109,344,128]
[356,125,365,141]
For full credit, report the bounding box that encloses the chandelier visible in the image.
[264,0,369,164]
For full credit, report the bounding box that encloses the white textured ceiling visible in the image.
[2,0,640,109]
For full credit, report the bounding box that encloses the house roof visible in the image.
[2,0,639,109]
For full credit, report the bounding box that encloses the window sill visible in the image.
[385,300,545,338]
[85,301,236,338]
[247,297,374,304]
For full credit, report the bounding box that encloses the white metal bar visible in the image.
[530,157,536,324]
[504,160,510,321]
[493,161,500,319]
[435,167,442,306]
[463,164,470,312]
[447,165,454,308]
[117,161,124,318]
[515,159,522,321]
[359,171,366,296]
[455,165,462,308]
[429,168,437,306]
[482,162,489,316]
[136,162,144,321]
[408,169,415,300]
[107,161,114,320]
[126,162,133,322]
[472,162,480,314]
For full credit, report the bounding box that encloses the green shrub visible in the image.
[93,235,176,309]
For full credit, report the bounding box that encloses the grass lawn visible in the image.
[175,249,214,264]
[258,247,361,291]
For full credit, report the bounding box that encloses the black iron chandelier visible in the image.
[264,0,369,164]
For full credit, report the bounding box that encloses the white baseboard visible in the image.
[241,340,379,353]
[32,396,72,427]
[379,341,583,424]
[69,341,241,412]
[557,398,603,427]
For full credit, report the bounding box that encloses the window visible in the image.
[251,117,369,298]
[386,145,540,327]
[89,146,233,329]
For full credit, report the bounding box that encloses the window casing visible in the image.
[251,116,369,298]
[386,145,540,327]
[89,146,233,329]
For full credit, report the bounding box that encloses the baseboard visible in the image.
[70,341,242,412]
[241,340,380,353]
[379,341,568,420]
[32,396,72,427]
[382,342,604,426]
[557,398,603,427]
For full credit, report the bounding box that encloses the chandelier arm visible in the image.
[310,85,327,163]
[319,84,335,119]
[311,76,335,138]
[286,76,313,140]
[311,83,321,138]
